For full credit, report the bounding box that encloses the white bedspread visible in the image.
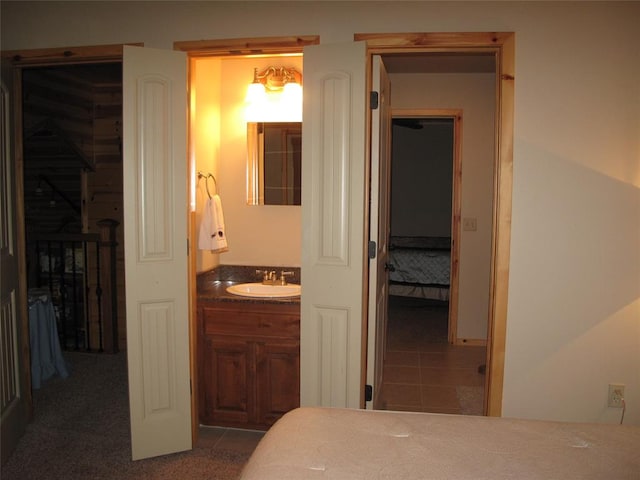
[240,407,640,479]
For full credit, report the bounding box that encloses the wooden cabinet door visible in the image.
[198,301,300,429]
[255,340,300,426]
[201,335,254,426]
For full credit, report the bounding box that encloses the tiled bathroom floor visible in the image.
[379,296,486,415]
[198,425,265,453]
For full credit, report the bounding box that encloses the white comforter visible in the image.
[240,407,640,479]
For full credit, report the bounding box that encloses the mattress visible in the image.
[388,283,450,302]
[389,248,450,286]
[240,407,640,479]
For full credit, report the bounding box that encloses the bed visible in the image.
[240,407,640,479]
[388,236,451,302]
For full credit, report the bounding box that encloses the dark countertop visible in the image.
[197,280,300,305]
[197,265,301,305]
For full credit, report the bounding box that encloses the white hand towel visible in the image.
[198,194,228,252]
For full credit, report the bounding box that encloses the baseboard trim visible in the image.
[455,338,487,347]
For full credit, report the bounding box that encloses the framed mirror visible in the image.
[247,122,302,205]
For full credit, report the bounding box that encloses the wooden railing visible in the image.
[27,219,119,353]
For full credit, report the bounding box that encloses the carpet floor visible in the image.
[2,352,255,480]
[456,385,485,416]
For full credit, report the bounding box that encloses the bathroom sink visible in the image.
[226,283,301,298]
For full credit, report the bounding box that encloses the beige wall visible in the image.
[391,72,495,342]
[2,1,639,425]
[192,57,221,273]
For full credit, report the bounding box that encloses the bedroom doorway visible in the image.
[373,50,497,415]
[382,113,485,415]
[387,114,459,341]
[387,114,457,344]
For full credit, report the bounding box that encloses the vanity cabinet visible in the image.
[198,301,300,430]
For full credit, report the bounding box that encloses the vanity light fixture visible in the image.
[249,66,301,93]
[245,66,302,122]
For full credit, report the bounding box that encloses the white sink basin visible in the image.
[226,282,301,298]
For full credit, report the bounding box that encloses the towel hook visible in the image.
[197,171,218,199]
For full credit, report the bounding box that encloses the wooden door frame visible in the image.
[389,109,463,346]
[0,42,132,448]
[357,32,514,417]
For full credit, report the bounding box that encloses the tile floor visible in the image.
[379,296,487,415]
[197,425,265,452]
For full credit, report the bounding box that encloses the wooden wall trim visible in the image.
[486,32,515,418]
[1,44,140,66]
[174,35,320,57]
[455,338,488,347]
[355,32,512,50]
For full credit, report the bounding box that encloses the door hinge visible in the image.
[365,384,373,402]
[368,240,377,259]
[370,91,379,110]
[187,238,190,255]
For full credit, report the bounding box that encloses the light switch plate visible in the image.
[463,217,477,231]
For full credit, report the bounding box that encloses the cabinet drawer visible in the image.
[201,303,300,338]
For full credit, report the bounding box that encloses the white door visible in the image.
[366,56,392,409]
[300,41,368,408]
[1,64,30,465]
[123,45,191,460]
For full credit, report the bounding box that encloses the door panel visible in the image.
[366,56,392,409]
[1,62,30,466]
[123,45,191,460]
[301,41,367,408]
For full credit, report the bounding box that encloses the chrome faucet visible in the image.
[279,271,294,285]
[256,269,294,285]
[256,269,276,285]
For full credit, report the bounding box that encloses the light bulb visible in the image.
[282,82,302,122]
[246,82,266,104]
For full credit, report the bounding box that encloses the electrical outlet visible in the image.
[608,384,625,408]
